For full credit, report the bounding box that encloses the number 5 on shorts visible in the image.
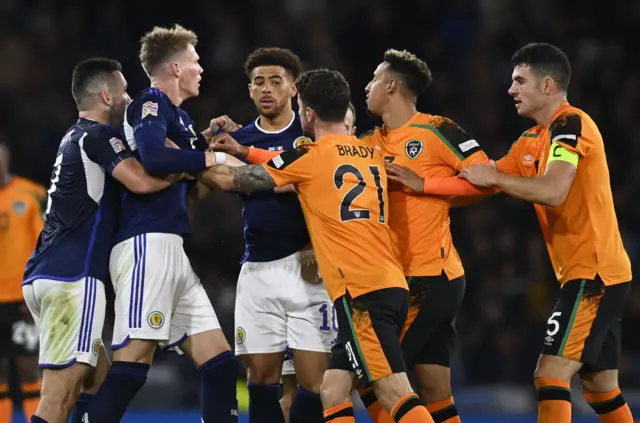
[547,311,562,336]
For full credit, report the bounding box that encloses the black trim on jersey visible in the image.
[550,113,582,148]
[265,146,310,170]
[435,120,482,159]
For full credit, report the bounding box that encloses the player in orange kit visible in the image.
[357,49,493,423]
[0,141,45,423]
[459,43,633,423]
[213,50,491,423]
[199,68,434,423]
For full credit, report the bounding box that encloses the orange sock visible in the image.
[535,377,572,423]
[358,387,395,423]
[0,383,12,423]
[323,402,355,423]
[584,387,634,422]
[21,380,41,421]
[426,397,461,423]
[390,393,434,423]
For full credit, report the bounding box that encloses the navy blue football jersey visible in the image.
[116,88,207,243]
[233,112,310,262]
[24,118,130,284]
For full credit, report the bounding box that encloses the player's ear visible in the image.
[100,91,113,108]
[170,61,180,79]
[387,77,398,95]
[305,106,316,125]
[351,126,357,136]
[543,76,554,95]
[289,81,297,98]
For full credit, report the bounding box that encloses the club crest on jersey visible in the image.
[405,140,423,159]
[235,327,246,344]
[91,339,101,356]
[109,137,125,154]
[147,311,165,329]
[141,101,158,119]
[293,136,313,149]
[12,201,26,215]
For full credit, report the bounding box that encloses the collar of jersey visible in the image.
[381,112,423,136]
[254,111,296,134]
[546,101,572,127]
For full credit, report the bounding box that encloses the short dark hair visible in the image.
[71,58,122,110]
[296,69,351,123]
[383,49,432,98]
[511,43,571,91]
[244,47,303,80]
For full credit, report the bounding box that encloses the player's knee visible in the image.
[113,339,157,365]
[320,370,353,408]
[533,354,578,382]
[182,329,231,367]
[40,368,85,409]
[413,364,452,403]
[242,354,285,384]
[579,369,619,393]
[372,372,414,412]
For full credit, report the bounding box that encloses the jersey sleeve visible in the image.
[131,91,206,174]
[496,140,523,176]
[262,146,316,187]
[82,126,132,175]
[423,119,488,172]
[550,112,591,157]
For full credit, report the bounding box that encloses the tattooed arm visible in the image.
[197,164,277,193]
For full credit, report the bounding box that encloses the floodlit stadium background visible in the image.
[2,0,639,421]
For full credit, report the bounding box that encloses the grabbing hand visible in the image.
[385,163,424,193]
[210,115,242,134]
[458,163,498,187]
[209,133,247,158]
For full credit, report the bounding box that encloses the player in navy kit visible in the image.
[220,48,331,423]
[85,25,239,423]
[22,58,176,423]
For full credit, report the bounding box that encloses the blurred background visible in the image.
[2,0,639,421]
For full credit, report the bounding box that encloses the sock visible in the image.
[358,386,394,423]
[289,385,323,423]
[21,380,42,421]
[85,361,149,423]
[30,417,48,423]
[200,351,239,423]
[0,383,11,423]
[323,402,355,423]
[390,394,434,423]
[584,387,634,422]
[248,383,285,423]
[426,397,461,423]
[70,393,93,423]
[535,377,572,423]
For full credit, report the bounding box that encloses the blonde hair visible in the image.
[139,24,198,76]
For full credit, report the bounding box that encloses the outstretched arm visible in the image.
[197,164,277,193]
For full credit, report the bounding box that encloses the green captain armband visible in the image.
[548,142,579,167]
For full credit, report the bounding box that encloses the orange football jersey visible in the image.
[497,102,631,286]
[262,134,407,302]
[0,177,45,302]
[361,113,488,278]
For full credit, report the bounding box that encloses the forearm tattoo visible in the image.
[231,165,277,192]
